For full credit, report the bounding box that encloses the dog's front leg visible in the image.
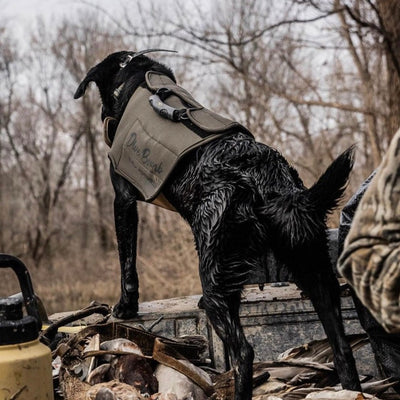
[110,164,140,319]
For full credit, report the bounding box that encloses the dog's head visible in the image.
[74,49,176,123]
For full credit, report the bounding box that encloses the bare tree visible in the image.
[342,0,400,141]
[140,0,400,175]
[0,28,18,250]
[51,13,126,253]
[1,21,85,265]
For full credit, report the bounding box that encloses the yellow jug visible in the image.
[0,254,54,400]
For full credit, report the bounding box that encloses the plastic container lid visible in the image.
[0,297,23,321]
[0,297,39,345]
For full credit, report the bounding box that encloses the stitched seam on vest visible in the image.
[108,154,144,194]
[181,119,211,139]
[135,118,180,156]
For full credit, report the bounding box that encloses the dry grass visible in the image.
[0,214,201,315]
[0,193,345,316]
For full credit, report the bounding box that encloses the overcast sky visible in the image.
[2,0,121,36]
[1,0,138,54]
[2,0,111,20]
[1,0,189,44]
[4,0,79,22]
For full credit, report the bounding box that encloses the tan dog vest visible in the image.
[108,71,251,210]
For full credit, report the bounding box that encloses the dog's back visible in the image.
[164,131,353,261]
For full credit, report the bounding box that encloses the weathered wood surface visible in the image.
[111,283,376,376]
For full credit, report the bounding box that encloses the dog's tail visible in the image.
[260,146,355,248]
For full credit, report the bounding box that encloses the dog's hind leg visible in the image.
[202,289,254,400]
[193,194,255,400]
[110,164,141,319]
[288,246,361,391]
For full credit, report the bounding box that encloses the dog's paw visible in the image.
[197,296,205,309]
[112,301,138,319]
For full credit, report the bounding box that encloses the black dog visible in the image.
[75,50,361,399]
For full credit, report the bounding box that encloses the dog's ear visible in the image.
[74,68,96,99]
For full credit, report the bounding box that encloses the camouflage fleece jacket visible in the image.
[338,128,400,334]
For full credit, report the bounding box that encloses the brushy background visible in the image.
[2,0,400,315]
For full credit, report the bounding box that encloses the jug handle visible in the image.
[0,253,42,329]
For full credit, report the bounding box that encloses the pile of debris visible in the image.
[213,335,397,400]
[49,318,398,400]
[51,321,213,400]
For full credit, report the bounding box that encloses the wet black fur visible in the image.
[75,51,361,399]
